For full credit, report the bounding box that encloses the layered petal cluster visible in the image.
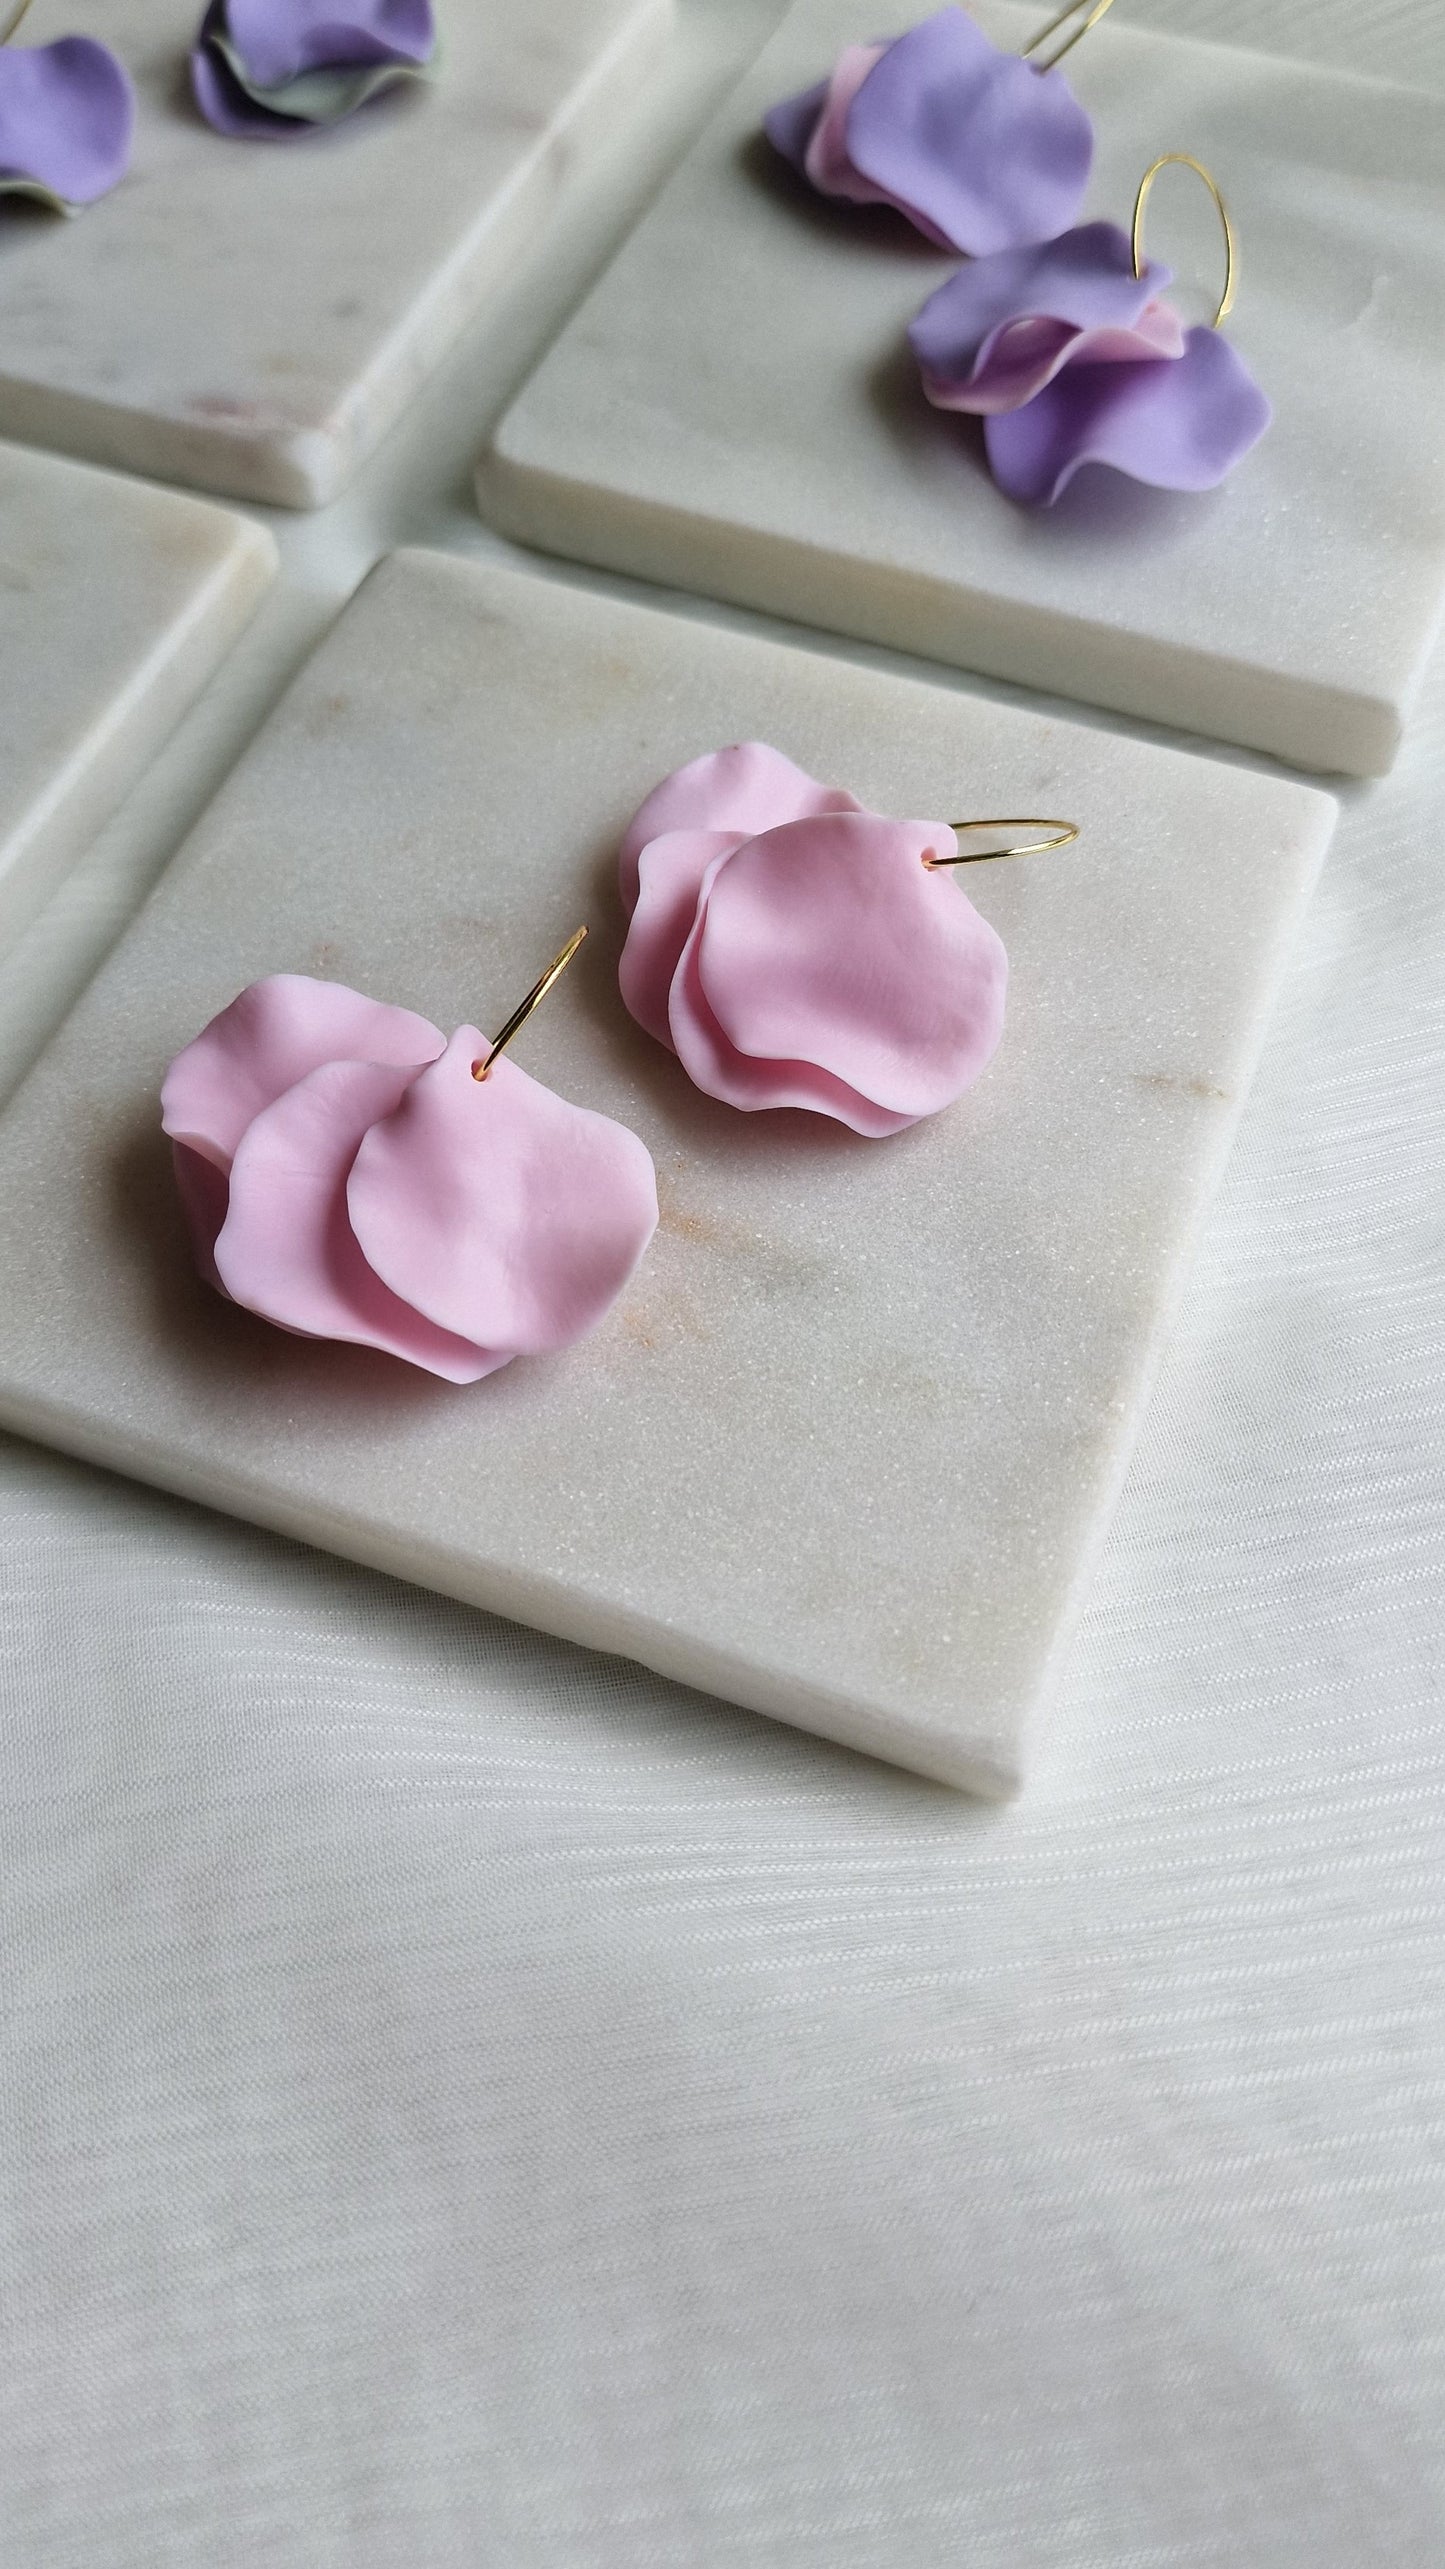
[618,743,1008,1137]
[192,0,436,139]
[0,38,133,212]
[764,6,1093,256]
[909,221,1272,504]
[162,974,659,1381]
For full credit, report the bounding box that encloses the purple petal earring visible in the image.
[763,1,1117,257]
[0,0,133,213]
[191,0,437,141]
[909,153,1271,504]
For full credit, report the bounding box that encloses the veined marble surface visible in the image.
[0,0,676,508]
[0,551,1333,1789]
[0,441,273,948]
[483,0,1445,777]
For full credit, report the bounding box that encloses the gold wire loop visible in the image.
[1021,0,1117,71]
[1131,153,1237,329]
[0,0,36,43]
[925,818,1080,869]
[473,924,588,1081]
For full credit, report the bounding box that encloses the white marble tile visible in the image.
[0,440,274,948]
[482,0,1445,777]
[0,550,1334,1789]
[0,0,674,508]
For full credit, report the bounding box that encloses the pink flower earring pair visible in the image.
[163,759,1073,1381]
[617,741,1076,1138]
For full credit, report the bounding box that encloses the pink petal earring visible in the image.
[617,742,1077,1138]
[163,927,659,1382]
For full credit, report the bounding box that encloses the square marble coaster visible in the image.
[0,0,673,509]
[0,552,1334,1790]
[0,440,274,948]
[481,0,1445,777]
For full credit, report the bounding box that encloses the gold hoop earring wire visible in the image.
[473,924,588,1081]
[0,0,36,42]
[924,819,1080,869]
[1131,153,1237,329]
[1021,0,1118,72]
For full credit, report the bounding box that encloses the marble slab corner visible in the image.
[0,440,275,949]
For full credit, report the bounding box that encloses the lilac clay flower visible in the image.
[908,221,1272,504]
[0,37,133,212]
[192,0,437,140]
[764,6,1093,256]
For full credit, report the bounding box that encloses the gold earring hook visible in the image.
[1131,153,1237,330]
[1021,0,1118,72]
[473,924,588,1082]
[0,0,36,42]
[924,818,1080,869]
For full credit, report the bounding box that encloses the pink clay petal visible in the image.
[921,311,1082,414]
[162,974,444,1173]
[930,299,1188,413]
[802,42,888,200]
[215,1056,502,1383]
[619,742,862,912]
[172,1141,230,1289]
[1119,299,1188,361]
[348,1034,659,1356]
[619,828,745,1048]
[694,814,1008,1122]
[670,898,914,1136]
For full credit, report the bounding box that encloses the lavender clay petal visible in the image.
[986,324,1273,505]
[191,8,318,137]
[847,8,1094,254]
[762,76,830,172]
[227,0,435,87]
[910,224,1176,409]
[191,25,291,138]
[193,0,436,135]
[0,39,134,209]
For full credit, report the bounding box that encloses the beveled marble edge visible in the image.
[477,450,1403,782]
[0,1381,1018,1792]
[0,486,276,951]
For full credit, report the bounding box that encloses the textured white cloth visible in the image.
[3,1,1445,2561]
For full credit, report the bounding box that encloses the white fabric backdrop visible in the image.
[3,2,1444,2561]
